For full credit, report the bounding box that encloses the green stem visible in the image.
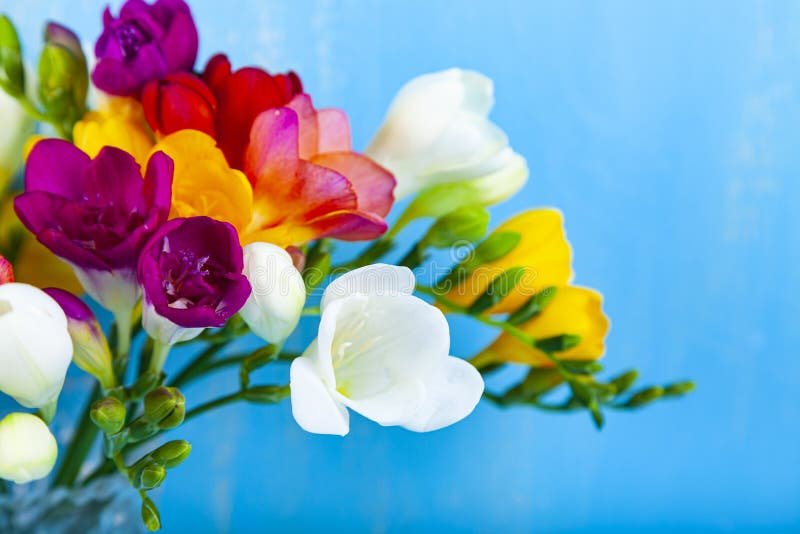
[415,285,569,373]
[169,342,227,388]
[301,306,320,316]
[183,391,244,422]
[17,95,70,139]
[52,384,101,487]
[148,341,171,376]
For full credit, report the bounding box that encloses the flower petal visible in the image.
[311,152,395,217]
[401,356,484,432]
[290,355,350,436]
[316,108,351,153]
[321,264,415,311]
[24,139,90,198]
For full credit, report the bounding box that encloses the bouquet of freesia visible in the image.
[0,1,693,531]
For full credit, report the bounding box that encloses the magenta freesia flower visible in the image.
[14,139,173,321]
[93,0,198,96]
[138,216,250,346]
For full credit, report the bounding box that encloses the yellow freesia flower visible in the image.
[474,286,610,367]
[149,130,253,235]
[73,97,154,166]
[445,208,573,313]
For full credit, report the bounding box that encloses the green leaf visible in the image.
[507,287,557,326]
[467,266,526,314]
[0,15,24,96]
[534,334,581,353]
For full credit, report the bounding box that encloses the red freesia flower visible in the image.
[141,72,217,136]
[201,54,302,170]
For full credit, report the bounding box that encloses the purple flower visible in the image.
[14,139,173,320]
[138,216,250,345]
[93,0,199,96]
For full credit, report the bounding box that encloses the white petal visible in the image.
[337,379,426,427]
[321,264,415,311]
[70,266,140,322]
[141,300,204,346]
[401,356,484,433]
[290,356,349,436]
[0,413,58,484]
[240,242,306,344]
[0,284,72,409]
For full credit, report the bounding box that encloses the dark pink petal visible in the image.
[160,9,198,71]
[144,151,175,218]
[24,139,90,198]
[311,152,395,217]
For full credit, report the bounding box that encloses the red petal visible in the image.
[0,255,14,284]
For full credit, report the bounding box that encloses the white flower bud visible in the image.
[0,283,72,411]
[240,242,306,344]
[0,413,58,484]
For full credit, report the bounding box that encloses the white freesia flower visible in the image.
[0,413,58,484]
[240,242,306,344]
[366,68,528,200]
[0,283,72,413]
[290,264,484,436]
[0,88,32,192]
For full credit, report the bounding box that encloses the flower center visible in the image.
[114,21,151,61]
[160,248,226,310]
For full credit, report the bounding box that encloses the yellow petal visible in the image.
[150,130,254,235]
[446,208,573,313]
[73,107,154,166]
[477,286,610,367]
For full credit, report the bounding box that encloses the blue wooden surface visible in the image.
[3,0,800,531]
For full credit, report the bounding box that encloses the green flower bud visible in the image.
[534,334,582,353]
[609,370,639,395]
[37,24,87,125]
[243,385,291,404]
[423,206,490,248]
[467,266,526,314]
[664,381,695,396]
[151,440,192,469]
[90,397,126,435]
[143,387,184,425]
[0,16,25,96]
[138,464,166,490]
[141,497,161,532]
[624,386,665,408]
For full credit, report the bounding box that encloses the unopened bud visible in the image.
[144,387,183,425]
[90,397,126,434]
[151,440,192,469]
[0,16,25,96]
[138,464,166,490]
[624,386,665,408]
[423,206,490,248]
[141,497,161,532]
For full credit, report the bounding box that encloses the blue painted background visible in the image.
[4,0,800,531]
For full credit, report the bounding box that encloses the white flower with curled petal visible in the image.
[0,412,58,484]
[366,68,528,201]
[239,242,306,345]
[290,264,484,436]
[0,283,72,415]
